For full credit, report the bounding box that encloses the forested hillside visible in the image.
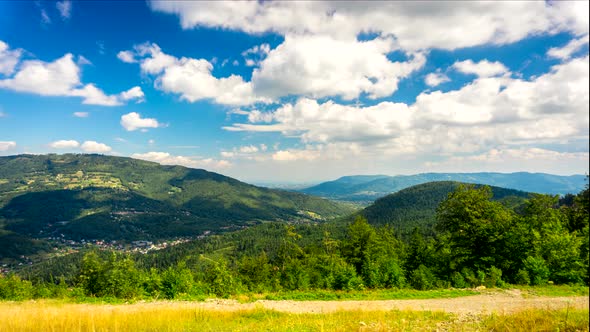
[0,154,353,260]
[11,181,588,300]
[356,181,530,234]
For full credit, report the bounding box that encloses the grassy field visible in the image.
[0,300,587,332]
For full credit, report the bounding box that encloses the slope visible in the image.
[300,172,584,202]
[0,154,354,259]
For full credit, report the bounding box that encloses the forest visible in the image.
[2,182,587,300]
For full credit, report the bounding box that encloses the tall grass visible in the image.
[0,300,587,332]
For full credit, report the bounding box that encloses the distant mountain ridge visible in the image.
[0,154,353,259]
[300,172,586,202]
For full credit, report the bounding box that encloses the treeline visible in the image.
[2,183,588,300]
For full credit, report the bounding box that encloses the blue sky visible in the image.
[0,1,588,183]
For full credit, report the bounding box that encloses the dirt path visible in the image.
[162,292,589,315]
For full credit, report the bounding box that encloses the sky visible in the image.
[0,1,588,183]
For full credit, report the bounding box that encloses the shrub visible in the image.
[515,269,531,285]
[450,271,467,288]
[409,265,437,290]
[0,274,34,300]
[524,256,550,285]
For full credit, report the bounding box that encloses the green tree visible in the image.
[436,185,513,272]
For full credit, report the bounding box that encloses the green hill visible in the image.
[0,154,354,259]
[354,181,531,234]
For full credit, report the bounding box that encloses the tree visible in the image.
[436,185,513,273]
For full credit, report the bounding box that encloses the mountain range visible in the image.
[300,172,586,202]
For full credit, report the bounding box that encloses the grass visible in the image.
[0,300,587,332]
[259,288,480,301]
[518,284,590,297]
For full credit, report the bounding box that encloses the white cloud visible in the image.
[49,140,80,149]
[131,151,231,169]
[0,41,22,76]
[120,112,160,131]
[0,141,16,151]
[424,72,450,87]
[225,56,589,168]
[117,50,137,63]
[120,86,145,102]
[56,1,72,20]
[0,51,144,106]
[150,1,588,51]
[122,43,268,105]
[547,35,589,60]
[73,111,89,118]
[81,141,112,153]
[226,98,413,144]
[251,35,425,100]
[272,149,320,162]
[452,59,509,78]
[239,145,259,153]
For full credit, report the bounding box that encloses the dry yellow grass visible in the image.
[0,300,587,332]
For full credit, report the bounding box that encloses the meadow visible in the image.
[0,300,587,332]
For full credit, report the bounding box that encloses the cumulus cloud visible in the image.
[131,151,231,169]
[0,141,16,151]
[251,35,425,100]
[272,149,320,162]
[0,41,22,76]
[120,86,145,102]
[0,49,144,106]
[81,141,112,153]
[73,111,89,118]
[120,112,160,131]
[117,50,137,63]
[225,56,589,166]
[150,1,588,50]
[49,140,80,149]
[225,97,413,143]
[452,59,509,78]
[120,43,267,105]
[547,35,590,60]
[424,72,450,87]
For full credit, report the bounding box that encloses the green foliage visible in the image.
[77,252,142,298]
[0,274,33,300]
[523,256,550,286]
[409,265,437,290]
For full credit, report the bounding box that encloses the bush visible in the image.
[409,265,437,290]
[450,272,467,288]
[515,269,531,285]
[161,266,194,299]
[485,266,505,287]
[0,274,34,300]
[524,256,550,285]
[333,263,364,291]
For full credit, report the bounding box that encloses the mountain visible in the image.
[352,181,531,234]
[0,154,354,259]
[300,172,586,202]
